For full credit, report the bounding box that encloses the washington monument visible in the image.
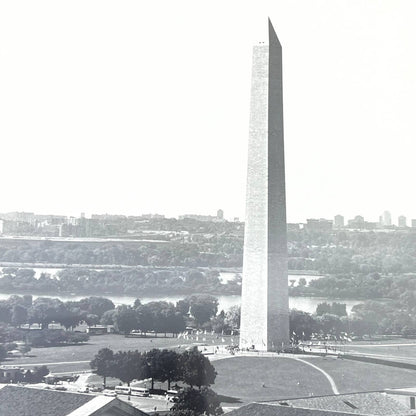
[239,19,290,351]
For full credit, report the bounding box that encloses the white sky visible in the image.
[1,0,415,224]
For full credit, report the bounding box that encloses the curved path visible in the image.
[287,356,339,395]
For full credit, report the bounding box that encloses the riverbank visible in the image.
[0,291,363,314]
[0,261,320,276]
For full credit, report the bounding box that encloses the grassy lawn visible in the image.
[212,355,416,405]
[301,355,416,392]
[5,333,232,373]
[343,342,416,362]
[6,334,416,407]
[213,356,333,404]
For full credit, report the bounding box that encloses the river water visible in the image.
[0,267,362,314]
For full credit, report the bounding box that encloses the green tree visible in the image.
[316,302,331,316]
[210,311,230,334]
[136,305,154,334]
[11,305,27,327]
[0,302,12,324]
[143,349,162,390]
[90,348,116,388]
[84,313,100,326]
[28,298,65,329]
[166,311,186,336]
[114,350,144,386]
[58,309,82,330]
[78,297,115,318]
[180,348,216,388]
[100,309,117,325]
[0,345,7,362]
[316,313,343,336]
[331,302,347,317]
[115,306,137,335]
[170,387,223,416]
[188,295,218,327]
[176,299,190,316]
[224,305,241,330]
[157,350,181,389]
[290,309,315,340]
[31,365,49,382]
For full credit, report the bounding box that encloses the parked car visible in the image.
[77,387,90,393]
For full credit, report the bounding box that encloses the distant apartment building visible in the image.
[0,212,35,224]
[67,216,79,226]
[217,209,224,220]
[333,215,344,228]
[0,219,3,234]
[364,221,378,230]
[398,215,407,228]
[382,210,392,226]
[346,215,377,230]
[35,214,67,225]
[179,213,224,222]
[347,215,365,229]
[305,218,333,232]
[91,214,127,221]
[140,213,165,220]
[412,219,416,228]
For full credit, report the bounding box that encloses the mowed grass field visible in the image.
[343,341,416,363]
[213,355,416,405]
[301,356,416,392]
[5,333,232,373]
[213,356,333,404]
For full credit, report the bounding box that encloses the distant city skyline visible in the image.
[1,1,416,224]
[0,208,414,226]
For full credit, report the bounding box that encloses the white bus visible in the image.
[114,386,130,395]
[131,387,150,397]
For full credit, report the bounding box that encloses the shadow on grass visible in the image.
[217,394,242,404]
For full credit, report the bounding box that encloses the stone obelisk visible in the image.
[239,19,289,351]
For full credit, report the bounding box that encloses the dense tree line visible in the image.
[0,268,239,296]
[90,347,217,390]
[2,228,416,274]
[290,299,416,340]
[1,228,416,307]
[287,229,416,274]
[291,272,416,304]
[0,237,243,268]
[1,292,411,344]
[0,365,49,384]
[0,294,222,352]
[0,295,115,330]
[101,295,220,335]
[91,345,223,415]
